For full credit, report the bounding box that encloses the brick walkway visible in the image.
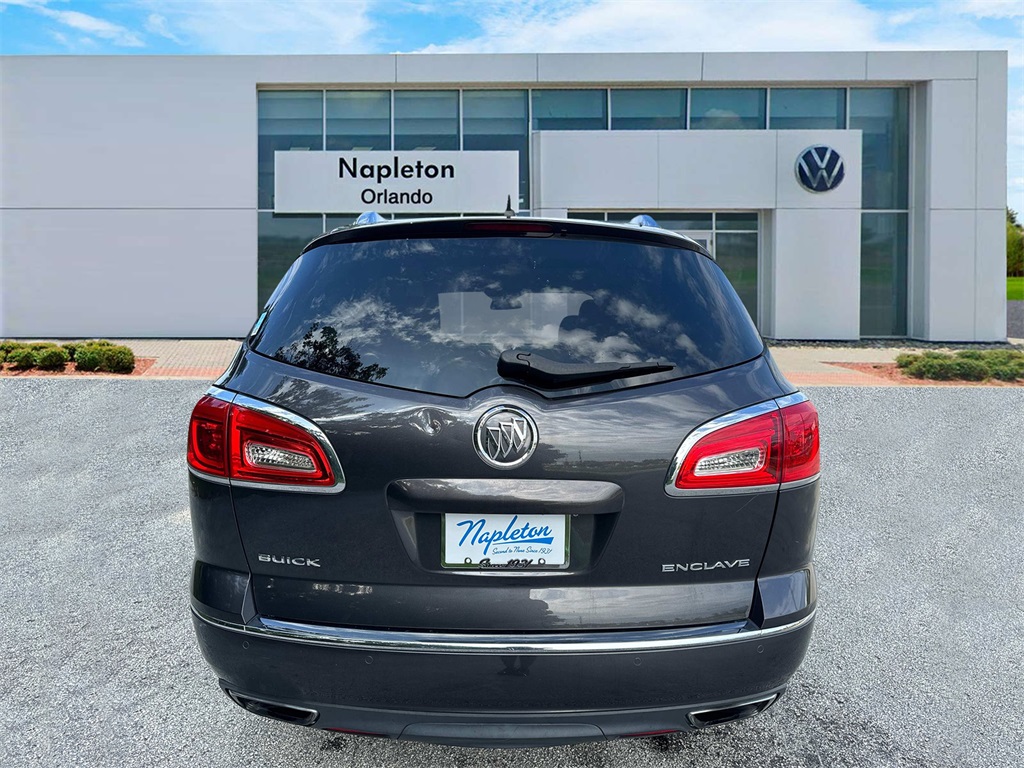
[117,339,240,380]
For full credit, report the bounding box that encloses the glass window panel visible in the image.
[258,213,324,309]
[860,212,908,337]
[324,214,361,232]
[326,91,390,151]
[611,89,686,130]
[392,212,460,219]
[532,90,607,131]
[258,91,323,210]
[715,232,759,325]
[656,212,714,230]
[606,211,645,223]
[394,91,459,151]
[464,90,530,208]
[690,89,766,130]
[769,88,846,129]
[716,213,758,231]
[850,88,909,210]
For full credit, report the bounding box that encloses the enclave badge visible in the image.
[474,405,538,469]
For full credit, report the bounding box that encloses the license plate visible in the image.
[442,513,569,569]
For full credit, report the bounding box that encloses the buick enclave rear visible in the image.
[187,216,819,747]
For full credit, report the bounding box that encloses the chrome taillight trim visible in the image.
[192,606,815,655]
[664,392,812,498]
[775,391,809,409]
[187,386,346,494]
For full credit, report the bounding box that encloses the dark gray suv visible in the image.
[188,215,819,747]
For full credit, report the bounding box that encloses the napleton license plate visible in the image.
[442,513,569,569]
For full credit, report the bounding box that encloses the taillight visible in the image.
[187,395,230,476]
[187,392,340,490]
[676,409,782,490]
[778,400,820,483]
[228,403,335,487]
[669,396,819,493]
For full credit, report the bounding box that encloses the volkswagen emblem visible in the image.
[796,145,845,193]
[474,406,538,469]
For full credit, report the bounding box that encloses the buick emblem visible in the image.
[796,145,845,193]
[474,406,538,469]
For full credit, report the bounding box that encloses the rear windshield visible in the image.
[254,235,763,397]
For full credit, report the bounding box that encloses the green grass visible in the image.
[1009,276,1024,301]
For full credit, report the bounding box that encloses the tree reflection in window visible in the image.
[275,323,388,382]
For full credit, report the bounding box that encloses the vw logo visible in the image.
[474,406,538,469]
[796,145,845,193]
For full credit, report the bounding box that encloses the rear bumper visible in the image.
[192,606,814,746]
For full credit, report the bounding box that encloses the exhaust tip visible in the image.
[225,690,319,727]
[686,693,779,729]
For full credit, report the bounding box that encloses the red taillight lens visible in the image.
[673,398,819,491]
[187,395,230,476]
[188,395,336,487]
[779,400,819,483]
[675,410,783,490]
[228,404,335,487]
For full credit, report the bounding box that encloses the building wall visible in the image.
[0,51,1009,340]
[533,129,863,338]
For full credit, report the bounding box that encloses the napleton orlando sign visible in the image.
[274,150,519,214]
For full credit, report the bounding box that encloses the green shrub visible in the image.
[74,345,104,372]
[99,345,135,374]
[905,356,957,380]
[90,339,115,347]
[7,347,37,370]
[982,349,1024,367]
[921,351,947,361]
[895,353,917,369]
[990,363,1024,381]
[0,350,6,364]
[0,340,26,355]
[28,341,57,351]
[949,358,988,381]
[62,342,80,361]
[954,349,985,361]
[35,346,70,371]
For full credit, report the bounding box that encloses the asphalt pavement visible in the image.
[1,381,1021,768]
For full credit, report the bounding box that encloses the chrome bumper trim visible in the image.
[192,607,815,655]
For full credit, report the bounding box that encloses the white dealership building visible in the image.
[0,51,1008,340]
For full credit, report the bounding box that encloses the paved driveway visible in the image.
[1,381,1021,768]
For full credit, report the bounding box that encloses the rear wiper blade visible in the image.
[498,350,674,389]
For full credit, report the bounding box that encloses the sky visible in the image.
[1,0,1022,212]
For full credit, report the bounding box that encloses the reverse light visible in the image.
[669,396,819,493]
[187,392,341,491]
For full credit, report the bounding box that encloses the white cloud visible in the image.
[415,0,1021,61]
[46,27,68,46]
[145,13,182,44]
[954,0,1024,19]
[137,0,376,54]
[37,7,144,47]
[418,0,889,54]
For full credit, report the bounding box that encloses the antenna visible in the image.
[503,195,515,219]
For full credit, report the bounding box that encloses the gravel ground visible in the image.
[1007,300,1023,339]
[1,381,1022,768]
